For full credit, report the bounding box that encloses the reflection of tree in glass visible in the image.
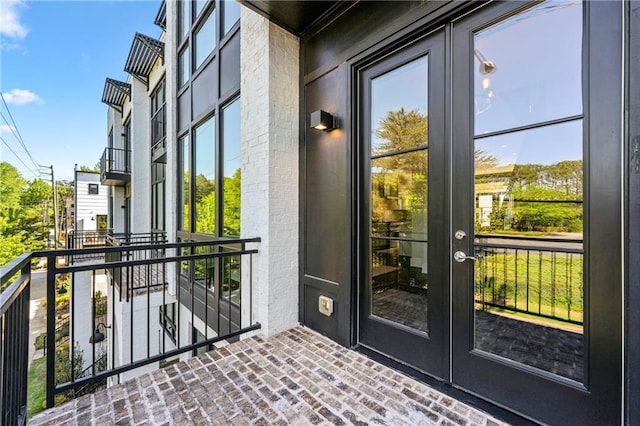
[195,174,215,234]
[486,160,583,232]
[474,149,498,170]
[182,171,190,230]
[372,108,427,231]
[374,107,427,160]
[510,161,582,198]
[223,169,241,236]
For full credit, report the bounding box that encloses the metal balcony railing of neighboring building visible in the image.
[99,147,131,186]
[66,229,114,265]
[0,236,261,425]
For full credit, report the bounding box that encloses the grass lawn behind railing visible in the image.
[27,357,46,419]
[476,249,583,324]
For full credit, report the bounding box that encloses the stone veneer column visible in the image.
[240,7,300,336]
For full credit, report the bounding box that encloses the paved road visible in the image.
[31,269,47,300]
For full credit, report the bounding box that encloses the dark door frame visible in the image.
[450,1,623,424]
[353,1,623,423]
[356,28,449,378]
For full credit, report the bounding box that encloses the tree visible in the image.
[0,162,46,267]
[78,163,100,173]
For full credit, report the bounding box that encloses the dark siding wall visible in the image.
[301,65,350,344]
[299,1,458,346]
[627,2,640,424]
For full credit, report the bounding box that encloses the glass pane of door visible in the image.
[471,0,584,382]
[370,55,429,334]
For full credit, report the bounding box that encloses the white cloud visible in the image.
[0,0,29,40]
[1,89,44,105]
[0,124,16,135]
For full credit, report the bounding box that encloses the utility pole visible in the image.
[39,164,60,249]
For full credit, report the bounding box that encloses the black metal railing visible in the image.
[0,254,31,426]
[105,232,167,297]
[100,147,130,176]
[67,230,110,249]
[474,235,584,325]
[0,236,260,424]
[66,230,111,263]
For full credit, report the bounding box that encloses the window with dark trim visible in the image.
[160,303,177,343]
[222,0,240,35]
[151,79,166,148]
[88,183,99,195]
[194,7,215,70]
[177,1,241,304]
[151,78,167,232]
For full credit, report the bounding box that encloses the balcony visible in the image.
[2,237,584,425]
[0,236,261,424]
[27,326,509,425]
[1,238,514,426]
[99,147,131,186]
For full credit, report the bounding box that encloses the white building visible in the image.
[73,171,108,233]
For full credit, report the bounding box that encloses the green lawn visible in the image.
[27,357,47,419]
[475,250,583,323]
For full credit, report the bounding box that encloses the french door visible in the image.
[358,1,622,424]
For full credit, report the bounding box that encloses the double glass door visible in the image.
[358,2,621,424]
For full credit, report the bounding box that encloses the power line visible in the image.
[0,135,40,178]
[0,91,41,170]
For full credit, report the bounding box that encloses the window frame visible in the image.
[88,183,99,195]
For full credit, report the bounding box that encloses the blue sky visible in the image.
[1,0,162,181]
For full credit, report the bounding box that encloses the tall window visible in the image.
[194,116,216,234]
[222,98,240,236]
[222,0,240,35]
[177,0,240,240]
[151,79,166,232]
[179,47,190,87]
[177,0,241,306]
[151,163,165,231]
[179,0,189,41]
[194,8,215,70]
[179,134,190,231]
[151,79,166,148]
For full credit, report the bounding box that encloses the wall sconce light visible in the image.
[89,323,111,343]
[310,110,335,132]
[91,216,95,221]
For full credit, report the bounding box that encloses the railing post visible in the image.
[46,254,57,408]
[17,261,31,425]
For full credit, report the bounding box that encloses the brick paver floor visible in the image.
[29,326,508,426]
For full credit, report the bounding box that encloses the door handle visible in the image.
[454,251,476,263]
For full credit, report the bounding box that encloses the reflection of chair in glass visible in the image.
[371,235,399,291]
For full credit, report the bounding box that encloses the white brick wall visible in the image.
[129,79,151,234]
[240,8,300,336]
